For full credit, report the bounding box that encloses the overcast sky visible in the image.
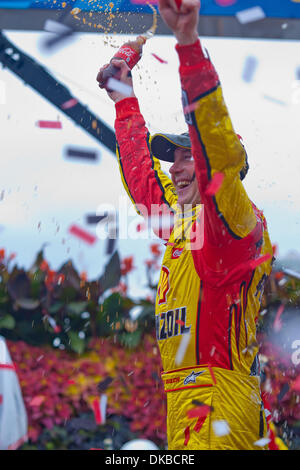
[0,28,299,297]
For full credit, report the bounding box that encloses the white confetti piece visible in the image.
[236,6,266,24]
[282,268,300,280]
[242,56,258,83]
[106,77,133,97]
[175,332,191,365]
[100,394,107,424]
[0,80,6,105]
[212,420,230,437]
[264,409,272,418]
[44,19,72,35]
[254,437,271,447]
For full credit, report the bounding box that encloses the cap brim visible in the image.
[150,133,191,163]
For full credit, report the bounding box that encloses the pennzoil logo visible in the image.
[158,266,170,305]
[155,306,191,341]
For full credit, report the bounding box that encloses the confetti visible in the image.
[282,268,300,281]
[207,364,217,385]
[215,0,237,5]
[242,56,258,83]
[263,94,287,106]
[183,101,199,114]
[43,19,72,35]
[277,383,290,401]
[212,420,230,437]
[253,437,271,447]
[106,77,133,96]
[68,224,97,245]
[136,222,146,232]
[92,395,107,425]
[273,303,285,332]
[43,28,74,50]
[184,426,190,446]
[106,237,116,255]
[175,332,191,365]
[29,396,45,407]
[249,253,271,270]
[205,172,224,196]
[65,147,98,161]
[61,98,78,110]
[86,214,108,224]
[97,377,113,393]
[36,120,62,129]
[0,80,6,105]
[151,53,168,64]
[236,7,266,24]
[187,404,211,419]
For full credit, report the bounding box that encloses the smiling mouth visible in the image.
[176,180,192,192]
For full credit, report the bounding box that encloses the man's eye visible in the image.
[184,155,192,160]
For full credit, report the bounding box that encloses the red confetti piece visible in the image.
[136,222,146,232]
[36,120,62,129]
[291,375,300,393]
[0,394,2,405]
[272,244,278,256]
[184,426,190,446]
[175,0,182,9]
[215,0,237,6]
[29,395,45,407]
[151,53,168,64]
[92,398,102,424]
[183,101,199,114]
[208,364,217,385]
[187,404,211,419]
[273,303,285,332]
[176,319,185,327]
[249,253,271,270]
[68,224,97,245]
[205,172,224,196]
[194,415,207,433]
[0,363,15,371]
[61,98,78,109]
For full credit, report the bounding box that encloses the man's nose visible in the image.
[170,160,183,175]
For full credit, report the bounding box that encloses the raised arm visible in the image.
[97,58,177,239]
[158,0,261,259]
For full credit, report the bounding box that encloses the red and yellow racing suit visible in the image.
[114,39,274,450]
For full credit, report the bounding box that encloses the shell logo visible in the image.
[158,266,170,305]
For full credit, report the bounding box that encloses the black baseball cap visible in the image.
[150,131,249,181]
[150,132,191,163]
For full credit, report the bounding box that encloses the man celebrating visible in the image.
[97,0,273,450]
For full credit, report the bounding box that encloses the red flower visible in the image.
[121,256,134,276]
[40,260,49,272]
[150,243,161,257]
[0,248,5,262]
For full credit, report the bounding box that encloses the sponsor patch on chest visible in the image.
[171,247,184,259]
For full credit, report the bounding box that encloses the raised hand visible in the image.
[158,0,200,45]
[96,59,135,103]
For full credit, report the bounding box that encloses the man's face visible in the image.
[169,147,201,209]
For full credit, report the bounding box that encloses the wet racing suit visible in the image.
[114,39,274,450]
